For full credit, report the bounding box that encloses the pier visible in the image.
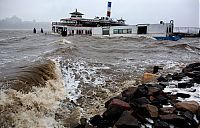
[173,27,200,37]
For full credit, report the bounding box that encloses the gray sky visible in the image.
[0,0,199,27]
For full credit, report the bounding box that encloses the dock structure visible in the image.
[173,27,200,37]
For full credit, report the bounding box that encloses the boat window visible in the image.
[118,29,123,34]
[113,29,132,34]
[123,29,128,34]
[113,29,118,34]
[127,29,132,34]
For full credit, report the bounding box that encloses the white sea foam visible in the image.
[163,78,200,104]
[61,59,106,101]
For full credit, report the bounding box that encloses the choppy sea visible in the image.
[0,30,199,127]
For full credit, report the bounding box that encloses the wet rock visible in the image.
[114,111,140,128]
[102,105,125,124]
[177,82,193,88]
[176,93,190,98]
[179,111,198,128]
[122,87,137,101]
[151,94,168,107]
[105,97,124,108]
[133,85,148,98]
[182,63,200,74]
[89,115,102,126]
[154,120,170,128]
[175,101,199,113]
[197,107,200,121]
[147,86,161,96]
[145,104,158,118]
[130,97,150,108]
[160,107,176,114]
[108,99,131,110]
[89,115,109,128]
[143,73,159,83]
[157,76,168,82]
[159,114,189,127]
[157,83,168,90]
[172,72,185,81]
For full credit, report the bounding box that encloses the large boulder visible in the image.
[175,101,199,113]
[108,99,131,110]
[102,105,125,124]
[159,114,189,127]
[114,111,140,128]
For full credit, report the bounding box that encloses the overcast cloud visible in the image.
[0,0,199,27]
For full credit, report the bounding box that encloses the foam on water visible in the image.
[163,77,200,104]
[61,59,106,101]
[0,60,67,127]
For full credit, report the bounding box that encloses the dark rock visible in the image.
[177,82,193,88]
[89,115,102,126]
[105,97,124,108]
[130,97,150,108]
[197,107,200,121]
[89,115,110,128]
[179,111,198,128]
[160,107,176,114]
[159,114,189,127]
[151,94,168,107]
[133,85,148,98]
[122,87,137,100]
[108,99,131,110]
[145,104,158,118]
[153,66,162,74]
[175,101,199,113]
[157,76,168,82]
[176,93,190,98]
[154,120,170,128]
[182,63,200,74]
[158,82,169,89]
[147,86,161,96]
[172,72,185,81]
[114,111,140,128]
[102,105,125,124]
[131,110,148,124]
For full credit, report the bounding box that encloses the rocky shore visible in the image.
[72,63,200,128]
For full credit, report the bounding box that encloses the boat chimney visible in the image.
[107,1,112,17]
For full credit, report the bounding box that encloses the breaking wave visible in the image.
[167,43,200,51]
[0,60,66,127]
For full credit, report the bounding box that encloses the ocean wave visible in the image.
[167,43,200,53]
[0,60,66,127]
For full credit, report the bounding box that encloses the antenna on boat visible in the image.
[107,1,112,17]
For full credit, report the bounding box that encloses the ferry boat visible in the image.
[52,2,127,36]
[52,2,181,41]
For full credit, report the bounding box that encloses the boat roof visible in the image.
[69,9,84,15]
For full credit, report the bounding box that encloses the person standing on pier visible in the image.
[33,28,36,33]
[41,28,43,33]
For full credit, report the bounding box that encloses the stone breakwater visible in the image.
[72,63,200,128]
